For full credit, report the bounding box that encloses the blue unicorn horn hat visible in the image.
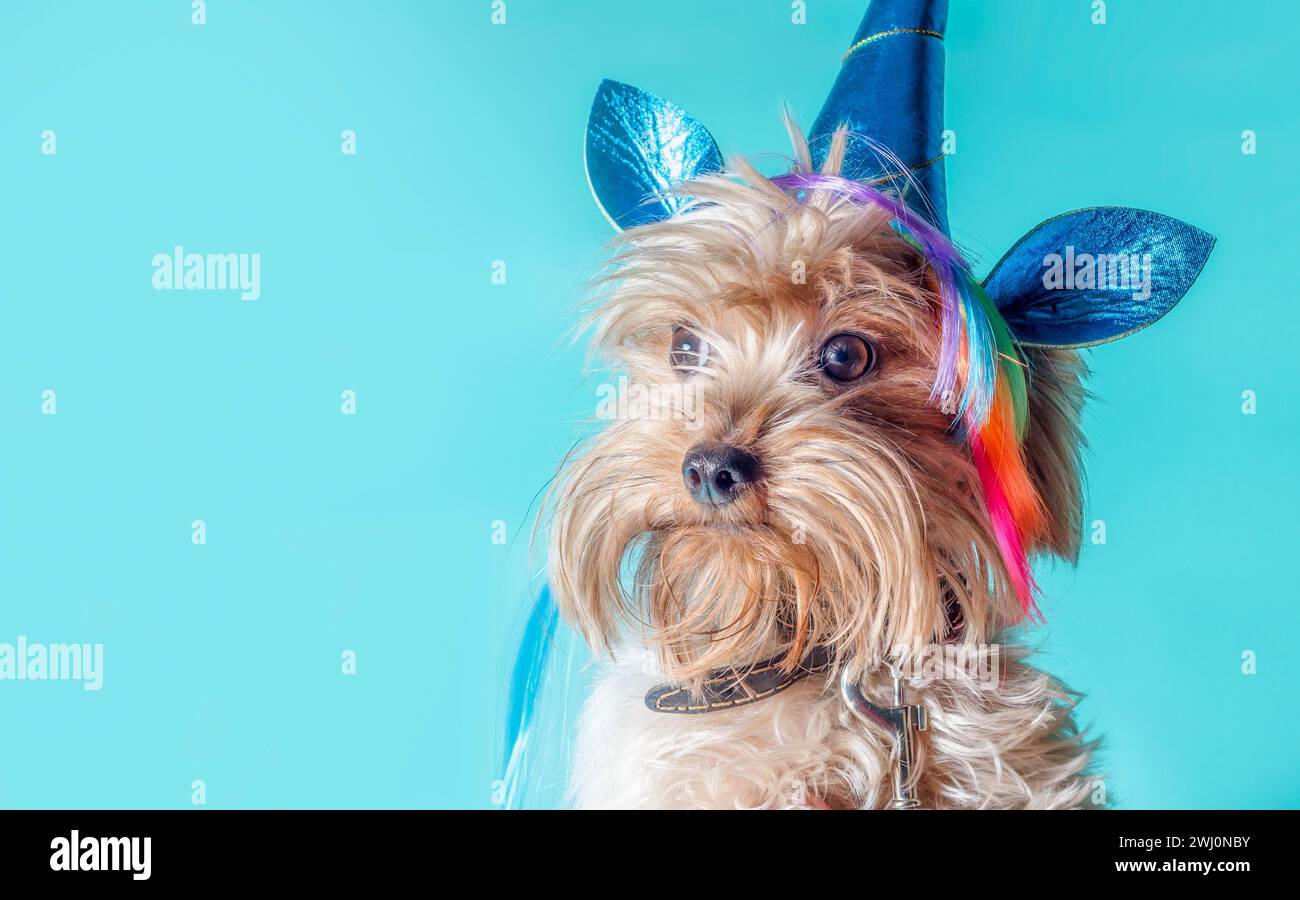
[581,0,1213,350]
[584,0,951,233]
[809,0,951,233]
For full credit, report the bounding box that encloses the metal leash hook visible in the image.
[839,662,927,809]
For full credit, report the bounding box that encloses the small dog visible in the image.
[533,0,1214,809]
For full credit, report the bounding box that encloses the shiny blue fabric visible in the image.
[810,0,949,232]
[577,8,1215,352]
[982,207,1216,348]
[500,584,558,808]
[584,79,723,230]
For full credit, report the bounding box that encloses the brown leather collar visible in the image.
[644,645,834,714]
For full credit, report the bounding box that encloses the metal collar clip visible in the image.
[840,663,927,810]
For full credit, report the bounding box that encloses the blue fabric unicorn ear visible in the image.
[584,79,723,231]
[982,207,1216,348]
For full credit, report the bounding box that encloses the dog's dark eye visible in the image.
[670,325,710,371]
[819,333,875,382]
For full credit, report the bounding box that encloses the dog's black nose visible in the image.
[682,443,759,506]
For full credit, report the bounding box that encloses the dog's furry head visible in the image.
[546,127,1088,684]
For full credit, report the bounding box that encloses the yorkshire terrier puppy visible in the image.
[552,128,1099,809]
[532,1,1213,809]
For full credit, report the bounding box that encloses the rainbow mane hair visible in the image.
[770,170,1044,619]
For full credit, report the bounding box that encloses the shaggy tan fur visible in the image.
[548,127,1099,808]
[571,649,1099,810]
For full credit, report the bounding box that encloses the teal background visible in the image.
[0,1,1294,809]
